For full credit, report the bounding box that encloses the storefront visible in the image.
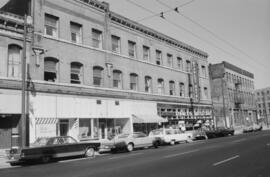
[29,93,163,143]
[157,103,213,130]
[0,89,21,149]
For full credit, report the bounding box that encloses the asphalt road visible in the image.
[1,130,270,177]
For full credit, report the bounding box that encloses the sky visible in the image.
[1,0,269,89]
[103,0,270,89]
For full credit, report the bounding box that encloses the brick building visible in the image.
[209,61,256,131]
[255,87,270,128]
[0,0,212,149]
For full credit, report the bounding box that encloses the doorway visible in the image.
[59,119,69,136]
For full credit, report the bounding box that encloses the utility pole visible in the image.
[21,15,32,148]
[21,15,27,148]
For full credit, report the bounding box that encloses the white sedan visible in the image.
[149,128,193,145]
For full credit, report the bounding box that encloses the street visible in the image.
[1,130,270,177]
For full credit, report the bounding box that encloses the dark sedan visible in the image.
[205,127,234,138]
[7,136,100,165]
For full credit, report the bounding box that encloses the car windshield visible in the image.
[150,129,162,135]
[32,137,50,147]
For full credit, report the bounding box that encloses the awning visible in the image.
[132,114,167,123]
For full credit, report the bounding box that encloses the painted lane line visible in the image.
[163,149,199,158]
[108,152,144,160]
[231,138,247,143]
[267,143,270,146]
[213,155,240,166]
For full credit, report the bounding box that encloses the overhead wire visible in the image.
[156,0,268,72]
[125,0,269,75]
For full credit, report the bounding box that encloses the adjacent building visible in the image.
[209,61,256,131]
[0,0,212,149]
[255,87,270,127]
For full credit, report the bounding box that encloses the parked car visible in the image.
[243,124,262,133]
[6,136,100,165]
[149,128,193,145]
[106,132,159,152]
[190,129,208,140]
[205,127,234,138]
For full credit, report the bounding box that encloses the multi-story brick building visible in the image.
[0,0,212,149]
[209,61,256,131]
[255,87,270,128]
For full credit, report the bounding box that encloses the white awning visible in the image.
[132,114,167,123]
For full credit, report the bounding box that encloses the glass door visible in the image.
[59,119,69,136]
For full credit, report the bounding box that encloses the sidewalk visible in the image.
[0,149,10,169]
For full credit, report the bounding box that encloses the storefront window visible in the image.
[79,119,91,139]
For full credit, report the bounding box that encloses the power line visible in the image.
[125,0,269,75]
[133,0,195,22]
[156,0,268,72]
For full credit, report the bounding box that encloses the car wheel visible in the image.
[41,156,51,163]
[126,143,134,152]
[153,141,159,148]
[85,147,95,158]
[170,140,175,145]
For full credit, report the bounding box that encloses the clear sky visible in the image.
[1,0,269,89]
[103,0,270,89]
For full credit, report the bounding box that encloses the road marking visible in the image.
[213,155,240,166]
[163,149,199,158]
[59,158,90,163]
[108,152,144,160]
[267,143,270,146]
[231,138,246,143]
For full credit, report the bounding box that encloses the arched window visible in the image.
[8,44,22,78]
[113,70,122,89]
[157,78,164,94]
[44,57,59,82]
[93,66,104,86]
[169,80,175,95]
[179,82,185,97]
[130,73,138,91]
[145,76,152,93]
[70,62,83,84]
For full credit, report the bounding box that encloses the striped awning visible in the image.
[35,118,58,124]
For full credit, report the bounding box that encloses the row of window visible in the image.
[256,90,270,96]
[44,13,208,76]
[225,72,254,89]
[5,44,209,99]
[43,57,209,98]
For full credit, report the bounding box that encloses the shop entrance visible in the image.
[0,115,20,149]
[0,117,12,149]
[59,119,69,136]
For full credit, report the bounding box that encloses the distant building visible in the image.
[0,0,212,149]
[255,88,270,127]
[209,61,256,130]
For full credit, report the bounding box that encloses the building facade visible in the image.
[255,87,270,128]
[209,61,256,130]
[0,0,212,149]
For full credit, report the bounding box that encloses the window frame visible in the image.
[111,35,121,53]
[156,50,162,65]
[130,73,138,91]
[128,40,136,58]
[143,45,150,61]
[92,28,103,49]
[113,70,123,89]
[93,66,104,86]
[44,13,59,38]
[70,22,82,44]
[70,62,83,84]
